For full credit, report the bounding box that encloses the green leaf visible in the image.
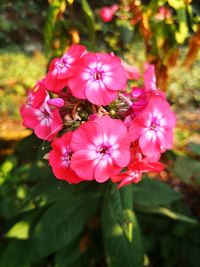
[55,242,81,267]
[188,142,200,156]
[175,157,200,183]
[31,192,100,261]
[102,186,143,267]
[175,8,188,44]
[168,0,185,9]
[138,207,198,224]
[44,0,66,48]
[81,0,96,46]
[0,240,31,267]
[134,178,182,208]
[6,221,29,239]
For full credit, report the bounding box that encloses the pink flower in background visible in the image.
[70,116,131,182]
[44,44,86,93]
[20,81,63,141]
[68,52,127,105]
[155,7,172,20]
[99,4,119,23]
[129,95,176,158]
[49,132,82,183]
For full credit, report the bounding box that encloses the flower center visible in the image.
[150,117,159,131]
[62,149,72,166]
[94,72,102,80]
[98,144,111,156]
[58,62,65,68]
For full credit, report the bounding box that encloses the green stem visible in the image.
[120,184,133,210]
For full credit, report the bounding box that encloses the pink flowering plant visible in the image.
[21,44,176,188]
[19,43,177,266]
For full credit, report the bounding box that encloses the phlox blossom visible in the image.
[99,4,119,23]
[124,64,165,125]
[49,132,82,183]
[44,44,86,93]
[129,95,176,158]
[20,81,63,141]
[70,116,131,182]
[121,60,140,80]
[68,52,127,106]
[112,146,164,188]
[155,7,172,20]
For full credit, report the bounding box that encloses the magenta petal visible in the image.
[71,121,102,151]
[49,110,63,134]
[44,72,68,93]
[21,107,39,129]
[144,64,157,91]
[129,121,146,142]
[68,75,86,99]
[111,139,131,167]
[95,116,128,140]
[94,156,121,183]
[139,131,160,157]
[34,119,52,141]
[47,98,64,108]
[49,150,82,183]
[85,80,118,106]
[103,68,127,91]
[71,149,99,180]
[156,128,173,149]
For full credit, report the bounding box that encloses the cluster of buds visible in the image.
[20,44,176,188]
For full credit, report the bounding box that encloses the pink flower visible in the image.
[112,160,164,188]
[70,116,131,183]
[123,64,166,124]
[49,132,82,183]
[112,145,164,188]
[99,4,119,23]
[44,45,86,93]
[155,7,172,20]
[144,64,157,91]
[68,52,127,106]
[20,81,63,141]
[129,95,176,158]
[121,60,140,80]
[143,63,165,98]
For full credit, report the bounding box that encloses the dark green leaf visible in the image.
[31,192,100,261]
[134,178,182,208]
[102,186,143,267]
[175,157,200,183]
[188,142,200,156]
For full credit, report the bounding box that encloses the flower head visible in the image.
[44,45,86,93]
[99,4,119,23]
[49,132,82,183]
[112,145,164,188]
[20,80,63,141]
[68,52,127,106]
[129,95,176,158]
[70,116,131,182]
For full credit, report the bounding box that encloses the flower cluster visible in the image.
[99,4,119,23]
[20,45,176,188]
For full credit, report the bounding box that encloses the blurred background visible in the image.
[0,0,200,267]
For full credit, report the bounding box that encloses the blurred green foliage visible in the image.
[0,49,46,118]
